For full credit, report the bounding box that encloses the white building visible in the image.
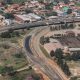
[28,13,41,20]
[4,19,13,25]
[14,13,41,23]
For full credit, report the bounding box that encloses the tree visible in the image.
[28,66,32,70]
[57,59,71,76]
[0,66,14,75]
[68,23,74,28]
[54,0,59,3]
[50,50,54,57]
[57,58,63,66]
[44,37,49,43]
[20,2,25,6]
[4,66,14,74]
[40,36,45,45]
[50,26,53,31]
[52,11,58,16]
[31,73,41,80]
[53,48,71,76]
[8,28,14,33]
[14,52,24,58]
[0,10,3,14]
[38,0,44,3]
[65,22,68,29]
[4,13,14,19]
[0,31,11,38]
[71,53,80,61]
[63,0,70,4]
[67,9,72,14]
[63,62,71,76]
[25,9,32,14]
[54,48,64,59]
[64,53,71,61]
[11,31,20,37]
[70,76,78,80]
[45,3,53,10]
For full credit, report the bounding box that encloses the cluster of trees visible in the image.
[0,29,20,38]
[65,52,80,61]
[0,31,12,38]
[70,76,80,80]
[45,2,54,10]
[54,0,70,4]
[50,48,71,76]
[50,26,61,31]
[38,0,43,3]
[31,73,41,80]
[25,9,33,14]
[0,66,15,75]
[0,65,32,80]
[50,48,80,76]
[63,0,70,4]
[45,6,51,10]
[61,23,74,29]
[54,0,59,3]
[67,9,72,14]
[50,23,74,31]
[4,13,14,19]
[45,0,70,4]
[14,52,25,58]
[40,36,49,45]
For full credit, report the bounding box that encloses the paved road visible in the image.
[24,27,68,80]
[0,16,80,33]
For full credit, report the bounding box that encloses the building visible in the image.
[4,19,13,25]
[28,13,41,20]
[14,14,32,23]
[14,13,41,23]
[44,30,80,54]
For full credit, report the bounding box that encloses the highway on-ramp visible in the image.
[24,27,69,80]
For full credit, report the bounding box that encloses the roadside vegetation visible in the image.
[50,48,71,76]
[0,29,41,80]
[40,45,50,58]
[50,48,80,79]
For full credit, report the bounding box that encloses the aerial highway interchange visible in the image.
[0,17,80,80]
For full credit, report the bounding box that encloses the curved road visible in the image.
[0,16,79,80]
[24,27,69,80]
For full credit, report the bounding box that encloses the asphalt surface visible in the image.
[24,27,68,80]
[24,35,62,80]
